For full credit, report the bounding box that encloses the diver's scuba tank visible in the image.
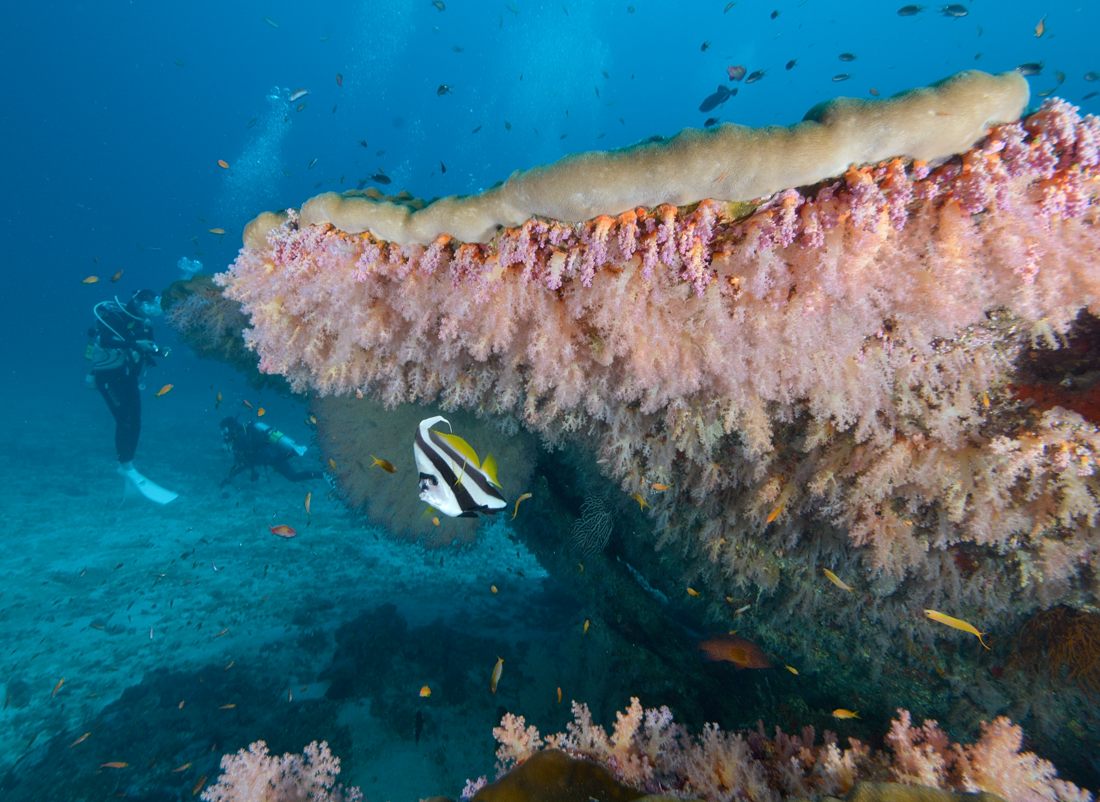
[84,324,126,377]
[253,422,308,457]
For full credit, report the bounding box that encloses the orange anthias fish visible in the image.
[217,159,229,169]
[925,609,991,650]
[371,455,397,473]
[822,568,853,592]
[698,634,773,669]
[489,656,504,693]
[419,685,431,698]
[100,761,129,769]
[511,491,533,520]
[82,275,99,284]
[269,525,297,538]
[156,384,174,397]
[832,708,860,720]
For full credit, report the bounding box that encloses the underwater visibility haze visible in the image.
[1,1,1099,800]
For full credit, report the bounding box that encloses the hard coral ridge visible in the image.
[242,70,1027,246]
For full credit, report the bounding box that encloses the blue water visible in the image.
[1,1,1098,799]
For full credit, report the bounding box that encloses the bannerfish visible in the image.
[413,415,507,518]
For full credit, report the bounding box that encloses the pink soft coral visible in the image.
[886,710,1094,802]
[490,701,1092,802]
[201,740,362,802]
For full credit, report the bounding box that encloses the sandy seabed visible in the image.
[0,357,572,801]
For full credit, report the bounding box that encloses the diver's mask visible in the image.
[137,295,163,318]
[129,290,163,319]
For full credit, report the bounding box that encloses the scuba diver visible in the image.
[219,416,321,485]
[86,289,179,504]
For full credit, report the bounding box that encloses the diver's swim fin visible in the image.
[118,463,179,505]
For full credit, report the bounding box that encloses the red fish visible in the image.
[269,525,297,538]
[698,634,772,669]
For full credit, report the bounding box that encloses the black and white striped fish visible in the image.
[413,415,506,518]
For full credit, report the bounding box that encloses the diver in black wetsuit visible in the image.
[219,416,321,485]
[86,289,178,504]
